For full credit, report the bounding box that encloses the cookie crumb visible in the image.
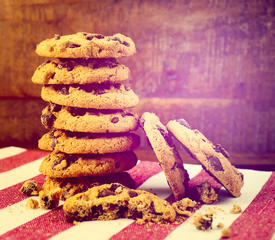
[230,204,242,214]
[26,198,39,209]
[172,198,198,216]
[193,213,213,231]
[39,189,62,209]
[217,222,224,229]
[221,228,231,238]
[20,180,41,196]
[193,182,218,204]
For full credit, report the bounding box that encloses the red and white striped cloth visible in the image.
[0,146,274,240]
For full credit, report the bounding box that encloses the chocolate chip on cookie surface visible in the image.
[35,32,136,59]
[167,119,244,197]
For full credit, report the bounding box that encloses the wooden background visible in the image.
[1,0,275,155]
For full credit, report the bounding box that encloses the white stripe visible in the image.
[165,170,272,240]
[0,197,51,235]
[0,157,43,190]
[50,164,202,240]
[0,146,26,160]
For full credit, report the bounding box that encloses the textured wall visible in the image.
[1,0,275,153]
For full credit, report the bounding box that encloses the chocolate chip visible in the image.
[131,210,143,219]
[117,205,128,217]
[49,103,62,112]
[55,85,70,95]
[122,41,129,47]
[158,126,175,148]
[41,113,56,128]
[54,34,60,40]
[98,49,102,53]
[176,118,191,129]
[124,85,131,91]
[90,205,103,218]
[213,144,229,158]
[149,202,163,215]
[86,33,104,40]
[109,183,122,192]
[51,136,58,150]
[68,107,86,117]
[207,156,224,171]
[98,189,116,198]
[128,190,138,198]
[66,42,81,48]
[111,117,119,124]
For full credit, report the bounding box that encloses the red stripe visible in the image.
[0,160,162,239]
[0,150,48,173]
[0,206,73,240]
[127,160,163,187]
[111,169,222,240]
[227,172,275,240]
[0,174,45,209]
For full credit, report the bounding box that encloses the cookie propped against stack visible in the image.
[32,32,140,206]
[167,118,244,197]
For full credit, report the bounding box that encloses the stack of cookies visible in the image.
[31,32,140,205]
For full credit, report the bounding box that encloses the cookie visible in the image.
[39,151,138,178]
[19,180,41,196]
[39,188,62,209]
[41,82,139,109]
[41,103,138,133]
[32,58,130,85]
[63,183,176,223]
[139,112,189,201]
[42,172,136,201]
[38,130,140,154]
[35,32,136,59]
[166,119,244,197]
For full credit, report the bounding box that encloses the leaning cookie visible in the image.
[36,32,136,59]
[39,151,138,178]
[63,183,176,223]
[42,172,136,200]
[32,58,130,85]
[140,112,189,201]
[41,82,139,109]
[38,130,140,154]
[166,119,244,197]
[41,103,138,133]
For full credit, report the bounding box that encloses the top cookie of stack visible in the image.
[32,32,140,179]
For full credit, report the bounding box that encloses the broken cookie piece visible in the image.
[172,198,198,216]
[192,182,218,204]
[63,183,176,223]
[39,189,62,209]
[193,213,213,231]
[20,180,41,196]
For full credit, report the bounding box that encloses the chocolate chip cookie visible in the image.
[35,32,136,59]
[39,151,138,178]
[167,119,244,197]
[42,172,136,201]
[41,103,138,133]
[41,82,139,109]
[63,183,176,223]
[38,130,140,154]
[140,112,189,200]
[32,58,130,85]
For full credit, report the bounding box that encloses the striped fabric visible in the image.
[0,147,274,240]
